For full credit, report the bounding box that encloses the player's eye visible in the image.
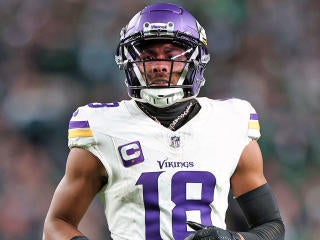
[138,55,154,61]
[143,56,154,60]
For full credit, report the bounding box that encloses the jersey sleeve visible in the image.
[67,106,98,149]
[246,101,261,140]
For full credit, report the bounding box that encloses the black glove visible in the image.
[185,221,241,240]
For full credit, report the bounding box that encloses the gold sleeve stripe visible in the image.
[68,129,94,138]
[248,121,260,130]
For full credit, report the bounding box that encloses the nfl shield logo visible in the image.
[170,135,180,148]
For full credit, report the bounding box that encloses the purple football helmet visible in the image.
[115,3,210,107]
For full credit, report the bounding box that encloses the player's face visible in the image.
[136,43,187,86]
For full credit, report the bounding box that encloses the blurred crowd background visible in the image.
[0,0,319,239]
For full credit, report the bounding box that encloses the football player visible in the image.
[43,3,285,240]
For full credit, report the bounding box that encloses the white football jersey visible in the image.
[68,97,260,240]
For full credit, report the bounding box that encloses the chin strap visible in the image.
[140,88,185,108]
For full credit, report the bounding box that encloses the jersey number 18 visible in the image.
[136,171,216,240]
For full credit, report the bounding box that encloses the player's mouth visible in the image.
[149,79,170,86]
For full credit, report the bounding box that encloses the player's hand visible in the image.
[184,221,241,240]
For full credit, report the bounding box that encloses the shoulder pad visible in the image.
[223,98,261,140]
[67,105,97,149]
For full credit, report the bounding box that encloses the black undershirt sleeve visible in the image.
[70,236,89,240]
[235,183,285,240]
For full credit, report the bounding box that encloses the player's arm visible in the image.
[43,147,107,240]
[231,140,267,196]
[185,140,285,240]
[231,140,284,240]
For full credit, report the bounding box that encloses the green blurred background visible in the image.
[0,0,319,239]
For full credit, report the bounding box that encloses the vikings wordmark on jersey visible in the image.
[68,97,260,240]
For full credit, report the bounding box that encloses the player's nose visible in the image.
[152,59,170,73]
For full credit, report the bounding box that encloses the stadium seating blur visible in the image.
[0,1,319,239]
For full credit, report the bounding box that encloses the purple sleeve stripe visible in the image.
[250,113,259,120]
[69,121,90,129]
